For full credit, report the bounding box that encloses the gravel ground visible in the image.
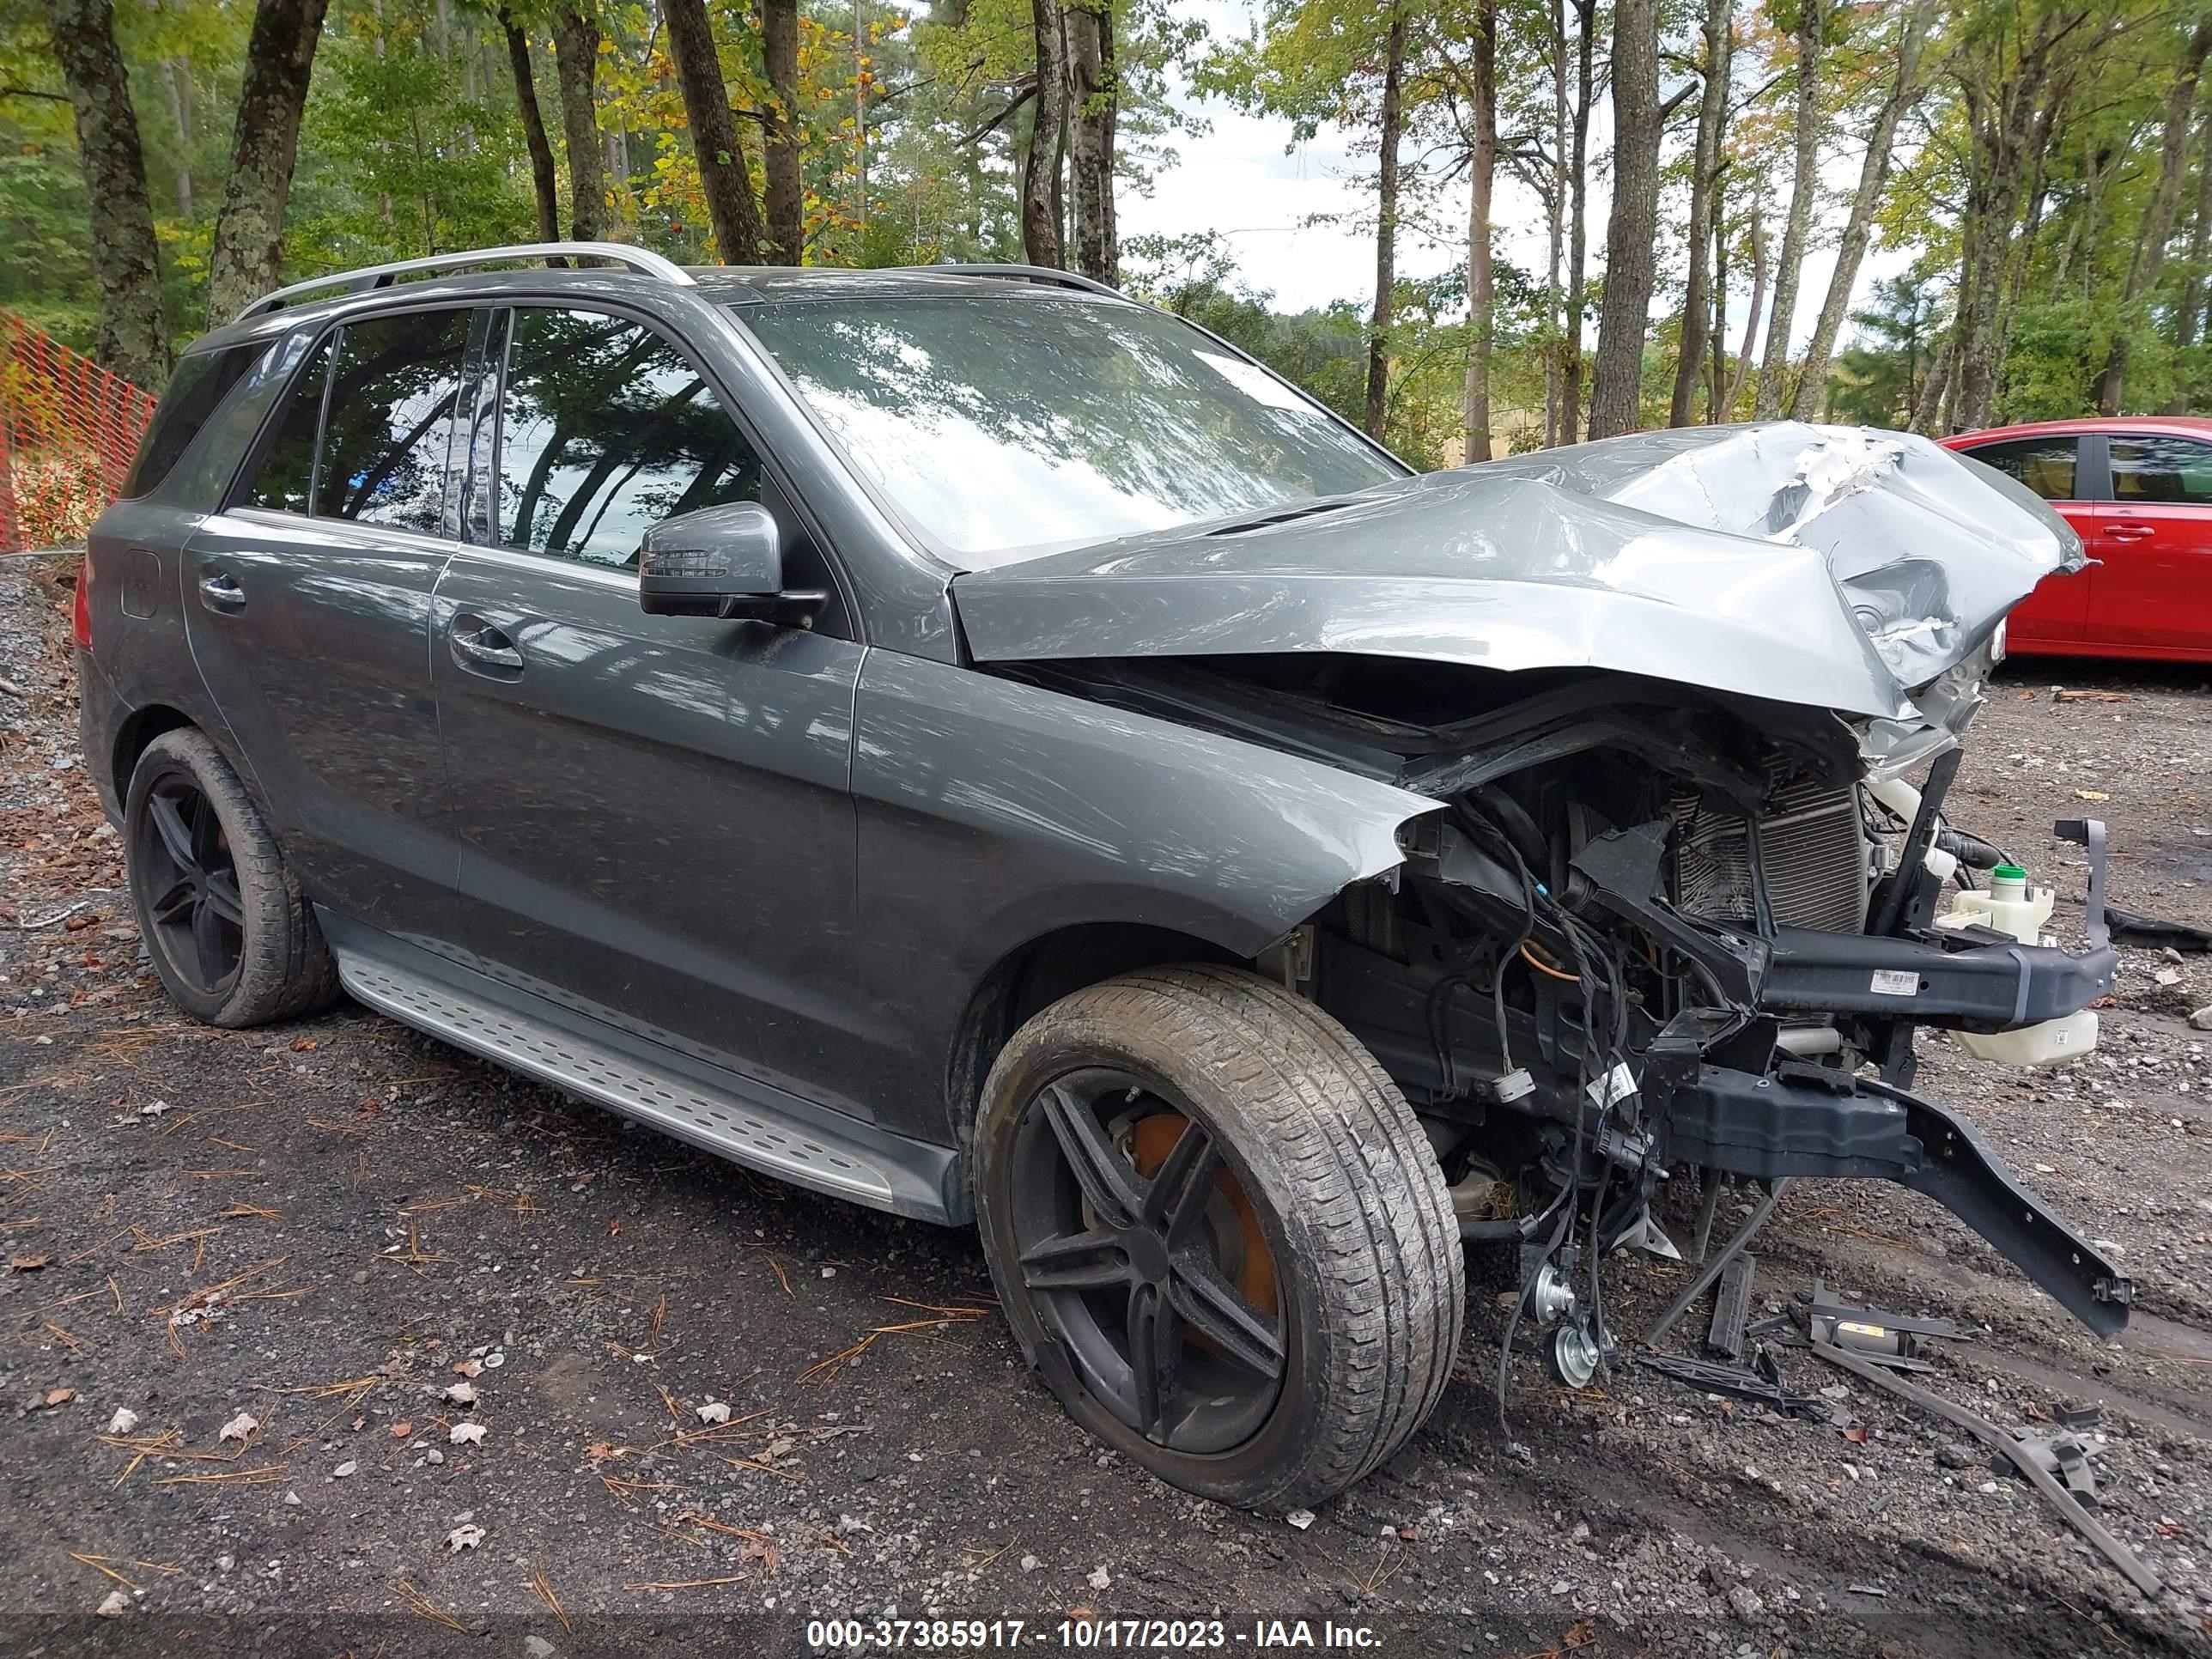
[4,545,2212,1659]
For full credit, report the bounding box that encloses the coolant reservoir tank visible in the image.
[1935,860,2096,1066]
[1936,862,2056,945]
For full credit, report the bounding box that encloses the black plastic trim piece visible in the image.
[1759,926,2117,1030]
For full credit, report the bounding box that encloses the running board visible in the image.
[332,945,946,1219]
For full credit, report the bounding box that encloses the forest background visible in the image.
[7,0,2211,470]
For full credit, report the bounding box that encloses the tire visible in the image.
[973,964,1464,1510]
[123,726,340,1028]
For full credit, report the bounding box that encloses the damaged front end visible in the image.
[955,422,2130,1372]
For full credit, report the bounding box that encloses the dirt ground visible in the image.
[4,544,2212,1659]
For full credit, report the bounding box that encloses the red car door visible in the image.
[1950,434,2094,647]
[2094,433,2212,655]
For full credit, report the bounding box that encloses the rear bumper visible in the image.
[75,645,125,827]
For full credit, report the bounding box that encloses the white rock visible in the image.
[696,1401,731,1425]
[332,1460,356,1479]
[446,1522,485,1553]
[106,1407,139,1435]
[1285,1509,1316,1531]
[96,1589,130,1618]
[1086,1567,1111,1591]
[449,1422,487,1445]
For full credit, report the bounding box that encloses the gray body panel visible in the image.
[181,507,457,939]
[428,545,879,1114]
[950,423,2084,720]
[845,651,1440,1135]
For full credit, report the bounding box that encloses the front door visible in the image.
[2094,432,2212,654]
[180,303,485,938]
[429,305,871,1109]
[1954,433,2094,648]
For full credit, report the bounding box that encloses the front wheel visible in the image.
[973,965,1464,1510]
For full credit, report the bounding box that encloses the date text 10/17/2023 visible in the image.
[805,1618,1386,1650]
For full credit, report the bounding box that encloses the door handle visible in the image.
[447,616,525,676]
[198,571,246,613]
[2105,523,2154,541]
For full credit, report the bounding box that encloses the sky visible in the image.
[1115,0,1911,352]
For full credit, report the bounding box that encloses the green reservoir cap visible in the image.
[1992,864,2027,883]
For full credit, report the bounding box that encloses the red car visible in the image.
[1942,416,2212,661]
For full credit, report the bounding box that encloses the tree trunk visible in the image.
[1021,0,1066,266]
[1991,97,2059,421]
[662,0,764,264]
[1723,204,1765,419]
[763,0,804,264]
[2095,21,2212,413]
[550,5,606,243]
[1789,0,1936,419]
[1543,0,1566,445]
[2173,99,2212,350]
[498,6,562,245]
[1908,331,1954,434]
[161,58,193,219]
[1561,0,1594,442]
[1708,167,1728,420]
[1753,0,1821,420]
[1363,10,1407,440]
[1462,0,1497,462]
[1066,1,1117,283]
[204,0,331,325]
[1668,0,1730,427]
[43,0,168,384]
[1587,0,1658,437]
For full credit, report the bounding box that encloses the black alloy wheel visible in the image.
[975,966,1464,1510]
[133,774,246,999]
[1008,1066,1286,1454]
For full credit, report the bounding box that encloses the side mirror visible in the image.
[638,502,823,621]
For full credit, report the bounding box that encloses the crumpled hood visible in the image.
[950,422,2085,720]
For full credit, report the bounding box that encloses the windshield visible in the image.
[739,294,1407,567]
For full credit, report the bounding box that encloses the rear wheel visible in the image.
[973,965,1463,1510]
[124,727,338,1027]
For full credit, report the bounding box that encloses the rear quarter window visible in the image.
[120,345,266,498]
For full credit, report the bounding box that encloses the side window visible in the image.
[1963,436,2078,502]
[317,308,473,533]
[2109,434,2212,505]
[494,307,763,568]
[242,333,333,514]
[122,344,264,498]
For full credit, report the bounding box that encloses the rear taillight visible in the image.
[71,550,93,651]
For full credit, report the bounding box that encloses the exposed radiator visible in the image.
[1670,778,1869,934]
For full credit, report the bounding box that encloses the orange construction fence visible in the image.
[0,313,159,553]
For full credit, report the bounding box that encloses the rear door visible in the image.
[1953,434,2095,647]
[2093,432,2212,653]
[180,304,485,938]
[428,304,871,1107]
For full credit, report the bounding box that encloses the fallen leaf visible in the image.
[695,1401,731,1425]
[444,1381,477,1406]
[218,1411,258,1443]
[291,1036,318,1052]
[106,1407,139,1435]
[446,1522,485,1553]
[452,1358,483,1379]
[448,1422,487,1445]
[9,1255,49,1272]
[43,1387,76,1408]
[139,1100,168,1118]
[96,1589,129,1618]
[2072,789,2111,801]
[391,1420,413,1439]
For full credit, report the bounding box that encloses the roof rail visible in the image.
[931,263,1128,301]
[233,241,697,325]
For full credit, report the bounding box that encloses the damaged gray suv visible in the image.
[76,241,2127,1510]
